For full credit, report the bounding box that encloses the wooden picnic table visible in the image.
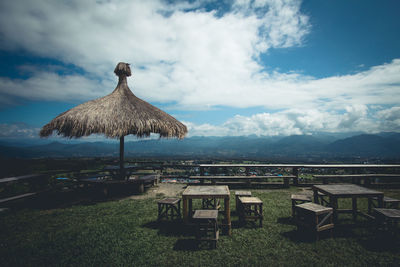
[312,184,384,223]
[182,185,231,236]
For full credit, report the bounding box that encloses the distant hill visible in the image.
[0,133,400,161]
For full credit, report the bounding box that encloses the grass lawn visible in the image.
[1,186,399,266]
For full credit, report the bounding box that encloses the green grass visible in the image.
[1,187,399,266]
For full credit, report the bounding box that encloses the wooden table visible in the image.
[312,184,384,223]
[182,185,231,235]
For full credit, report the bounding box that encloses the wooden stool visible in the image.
[235,191,252,212]
[202,198,220,210]
[239,197,263,227]
[291,194,312,217]
[369,196,400,211]
[157,198,181,221]
[295,202,334,240]
[374,208,400,234]
[193,209,219,249]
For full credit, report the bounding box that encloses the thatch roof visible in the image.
[40,62,187,139]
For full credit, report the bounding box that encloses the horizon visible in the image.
[1,0,400,141]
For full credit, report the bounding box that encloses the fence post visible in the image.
[292,167,299,186]
[200,166,205,185]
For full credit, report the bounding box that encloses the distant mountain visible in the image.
[0,133,400,160]
[328,134,400,157]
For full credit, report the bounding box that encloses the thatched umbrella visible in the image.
[40,62,187,178]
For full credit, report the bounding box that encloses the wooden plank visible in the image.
[0,192,37,204]
[200,164,400,168]
[189,175,295,179]
[314,174,400,178]
[0,174,43,184]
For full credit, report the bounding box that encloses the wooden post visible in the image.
[283,177,289,188]
[120,136,125,180]
[292,167,299,186]
[245,167,251,187]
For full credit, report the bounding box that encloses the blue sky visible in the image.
[0,0,400,141]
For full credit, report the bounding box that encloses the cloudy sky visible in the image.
[0,0,400,140]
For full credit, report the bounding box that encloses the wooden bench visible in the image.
[235,191,252,212]
[295,202,334,240]
[0,174,48,206]
[368,196,400,210]
[291,194,312,217]
[189,175,295,188]
[79,174,159,194]
[313,174,400,185]
[193,209,219,249]
[157,198,181,221]
[374,208,400,234]
[238,197,263,227]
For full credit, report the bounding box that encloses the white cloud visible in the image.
[187,105,400,136]
[0,0,399,136]
[0,123,40,139]
[0,0,310,104]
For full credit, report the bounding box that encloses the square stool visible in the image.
[157,198,181,221]
[235,191,252,212]
[295,202,334,240]
[368,196,400,211]
[239,197,263,227]
[193,209,219,249]
[291,194,312,217]
[374,208,400,234]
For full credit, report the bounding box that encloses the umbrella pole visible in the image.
[120,136,125,180]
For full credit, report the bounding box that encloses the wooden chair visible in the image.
[157,198,181,221]
[235,191,252,212]
[291,194,312,217]
[193,209,219,249]
[295,202,334,240]
[239,197,263,227]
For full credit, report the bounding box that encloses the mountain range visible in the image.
[1,132,400,161]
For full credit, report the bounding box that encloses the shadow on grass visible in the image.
[173,239,200,251]
[278,216,333,243]
[277,216,295,226]
[143,220,218,251]
[358,232,400,252]
[142,220,194,237]
[9,185,149,210]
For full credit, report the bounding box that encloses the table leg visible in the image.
[330,196,338,223]
[313,188,319,204]
[183,196,188,223]
[352,197,357,221]
[377,195,384,208]
[224,197,231,236]
[189,199,193,220]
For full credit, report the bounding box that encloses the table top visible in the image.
[313,184,383,197]
[182,185,230,198]
[239,196,263,204]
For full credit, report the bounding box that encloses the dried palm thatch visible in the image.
[40,62,187,139]
[40,62,187,178]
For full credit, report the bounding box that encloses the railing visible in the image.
[196,164,400,187]
[2,163,400,207]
